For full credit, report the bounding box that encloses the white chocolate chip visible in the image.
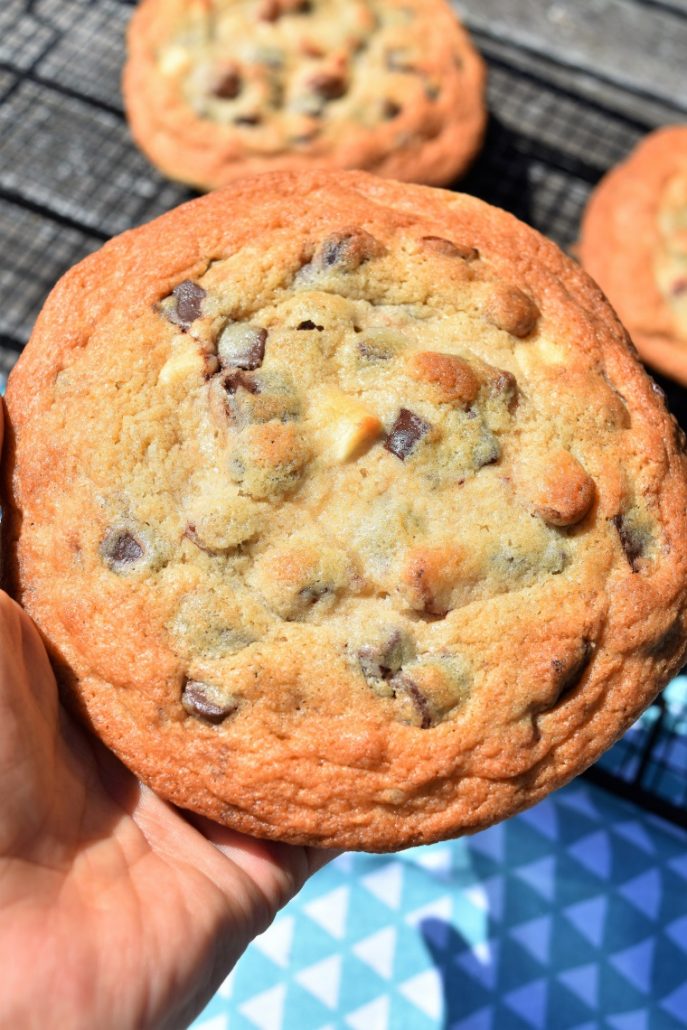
[314,388,383,462]
[159,45,191,77]
[159,346,205,385]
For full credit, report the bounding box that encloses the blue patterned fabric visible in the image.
[193,779,687,1030]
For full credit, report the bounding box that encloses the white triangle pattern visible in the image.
[361,862,404,910]
[352,926,396,980]
[405,894,453,928]
[398,968,443,1020]
[464,884,490,912]
[415,847,453,877]
[239,983,286,1030]
[345,994,390,1030]
[253,916,295,969]
[296,955,342,1010]
[195,1018,228,1030]
[217,967,237,1000]
[304,886,350,940]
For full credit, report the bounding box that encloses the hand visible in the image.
[0,400,335,1029]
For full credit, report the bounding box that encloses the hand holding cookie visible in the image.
[0,397,332,1026]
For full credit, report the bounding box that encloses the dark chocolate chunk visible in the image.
[297,319,324,331]
[420,236,479,261]
[259,0,311,18]
[551,639,594,705]
[181,680,238,724]
[101,528,145,572]
[219,324,267,370]
[492,369,518,409]
[358,631,405,682]
[393,673,433,729]
[384,408,431,461]
[223,371,260,395]
[382,99,402,120]
[612,514,645,572]
[670,277,687,297]
[234,114,262,126]
[213,70,242,99]
[167,281,206,331]
[307,228,383,274]
[308,71,347,101]
[298,584,330,607]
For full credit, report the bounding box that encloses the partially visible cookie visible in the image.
[123,0,486,190]
[5,170,687,851]
[580,125,687,385]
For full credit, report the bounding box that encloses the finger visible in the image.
[0,592,60,855]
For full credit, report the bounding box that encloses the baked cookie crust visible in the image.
[4,170,687,851]
[123,0,486,191]
[580,125,687,385]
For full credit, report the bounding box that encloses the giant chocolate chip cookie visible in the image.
[4,170,687,850]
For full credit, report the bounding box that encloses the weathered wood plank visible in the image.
[454,0,687,110]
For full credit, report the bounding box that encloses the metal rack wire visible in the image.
[1,0,686,826]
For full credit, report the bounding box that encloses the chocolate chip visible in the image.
[218,324,267,370]
[213,70,242,99]
[485,286,540,338]
[258,0,281,20]
[298,584,330,607]
[101,528,145,573]
[259,0,310,18]
[551,639,594,705]
[223,371,260,395]
[420,236,479,261]
[385,408,431,461]
[612,514,645,571]
[297,319,324,331]
[392,673,432,729]
[670,277,687,297]
[492,369,519,411]
[358,631,406,682]
[382,99,402,120]
[308,71,347,101]
[167,281,206,331]
[310,228,383,274]
[234,114,262,126]
[181,680,238,724]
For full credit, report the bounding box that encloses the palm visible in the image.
[0,592,331,1029]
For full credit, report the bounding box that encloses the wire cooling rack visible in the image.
[1,0,686,826]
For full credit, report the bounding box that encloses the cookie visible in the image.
[580,125,687,385]
[123,0,486,191]
[4,170,687,852]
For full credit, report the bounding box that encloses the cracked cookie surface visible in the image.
[5,170,687,850]
[581,125,687,386]
[123,0,486,190]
